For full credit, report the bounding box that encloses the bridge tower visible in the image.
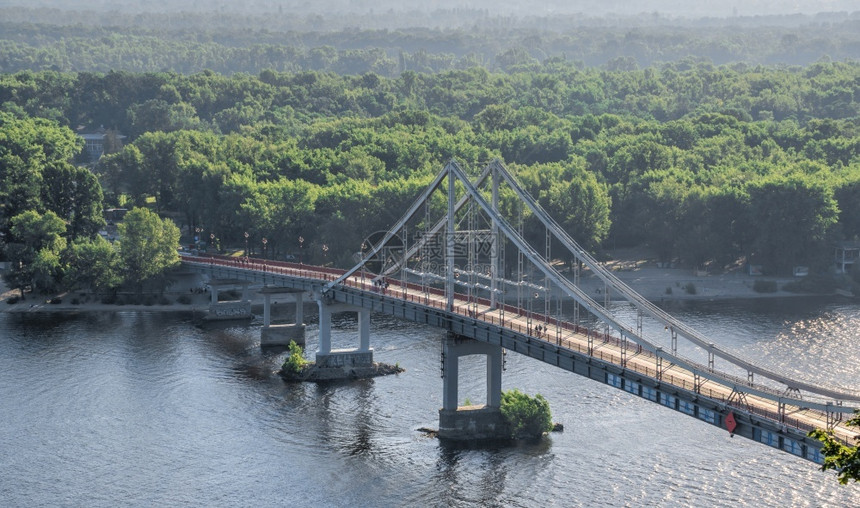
[438,333,507,440]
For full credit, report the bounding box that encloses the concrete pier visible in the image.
[205,279,252,321]
[438,333,507,441]
[315,299,373,366]
[260,287,306,347]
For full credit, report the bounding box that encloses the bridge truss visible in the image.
[329,159,860,420]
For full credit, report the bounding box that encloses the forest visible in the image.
[1,3,860,296]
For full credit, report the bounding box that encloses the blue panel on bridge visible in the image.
[624,380,640,396]
[660,393,676,410]
[679,400,696,416]
[806,446,824,464]
[784,438,803,457]
[759,429,779,448]
[698,408,720,426]
[607,372,623,388]
[642,386,658,402]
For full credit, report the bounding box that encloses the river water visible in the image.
[1,297,858,507]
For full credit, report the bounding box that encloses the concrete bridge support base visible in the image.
[438,333,507,441]
[205,279,252,321]
[315,298,373,366]
[260,289,306,347]
[438,406,508,441]
[261,324,306,347]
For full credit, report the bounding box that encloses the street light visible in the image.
[322,244,329,263]
[298,236,304,263]
[244,231,249,257]
[262,237,268,259]
[210,233,215,253]
[194,226,203,251]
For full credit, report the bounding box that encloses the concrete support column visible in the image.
[317,299,331,354]
[442,339,460,411]
[295,292,304,324]
[358,308,371,351]
[439,334,507,441]
[442,334,503,410]
[487,343,503,408]
[263,293,272,327]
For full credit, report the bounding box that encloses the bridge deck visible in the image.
[181,255,858,447]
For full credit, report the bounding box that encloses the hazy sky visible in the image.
[3,0,859,18]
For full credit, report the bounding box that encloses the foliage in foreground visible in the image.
[809,409,860,485]
[500,389,553,440]
[282,340,308,375]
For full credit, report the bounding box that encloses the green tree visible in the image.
[281,340,309,376]
[3,210,67,294]
[500,388,553,440]
[0,112,81,238]
[40,162,105,240]
[117,207,180,292]
[809,409,860,485]
[66,236,121,293]
[747,174,839,274]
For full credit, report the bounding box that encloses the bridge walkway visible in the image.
[184,254,857,446]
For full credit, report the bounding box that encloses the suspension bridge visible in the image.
[181,159,860,464]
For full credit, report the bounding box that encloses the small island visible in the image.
[278,341,404,382]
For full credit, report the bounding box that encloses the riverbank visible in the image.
[1,249,844,314]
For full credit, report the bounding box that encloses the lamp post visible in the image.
[298,236,304,263]
[322,243,329,263]
[262,237,268,260]
[194,226,203,251]
[244,231,249,258]
[210,233,215,253]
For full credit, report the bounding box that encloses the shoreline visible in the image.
[2,264,846,315]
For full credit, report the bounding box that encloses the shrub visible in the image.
[782,274,837,294]
[71,298,80,305]
[753,279,778,293]
[665,287,672,295]
[49,297,62,304]
[176,294,191,304]
[684,282,697,295]
[6,296,20,304]
[500,389,553,440]
[158,296,171,305]
[282,340,309,375]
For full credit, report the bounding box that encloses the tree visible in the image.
[281,340,309,376]
[66,236,121,293]
[500,389,553,440]
[3,210,67,294]
[40,162,105,240]
[747,174,839,274]
[117,207,180,292]
[809,409,860,485]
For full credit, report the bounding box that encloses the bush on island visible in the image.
[500,388,553,440]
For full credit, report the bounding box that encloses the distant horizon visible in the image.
[2,0,858,19]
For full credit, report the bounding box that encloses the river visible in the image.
[1,297,858,507]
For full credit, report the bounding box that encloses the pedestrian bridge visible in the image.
[181,159,860,464]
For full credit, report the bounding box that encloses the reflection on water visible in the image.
[1,298,859,506]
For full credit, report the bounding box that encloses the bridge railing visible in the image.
[180,254,832,436]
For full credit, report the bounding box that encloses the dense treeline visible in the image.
[1,11,860,75]
[3,62,860,286]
